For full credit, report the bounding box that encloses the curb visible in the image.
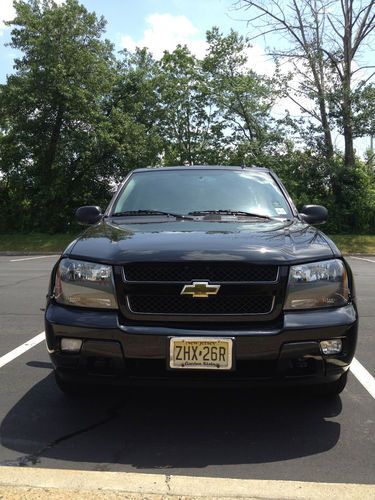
[0,467,375,499]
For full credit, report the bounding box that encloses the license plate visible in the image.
[169,337,233,370]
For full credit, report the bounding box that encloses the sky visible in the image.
[0,0,254,81]
[0,0,372,153]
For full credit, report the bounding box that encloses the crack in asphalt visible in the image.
[165,474,171,493]
[1,397,127,467]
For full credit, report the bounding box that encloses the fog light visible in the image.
[61,338,82,353]
[320,339,342,355]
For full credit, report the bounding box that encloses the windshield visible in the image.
[111,169,292,219]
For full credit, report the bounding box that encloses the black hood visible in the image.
[65,217,339,265]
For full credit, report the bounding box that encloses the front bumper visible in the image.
[45,303,358,388]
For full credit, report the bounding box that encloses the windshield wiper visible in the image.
[188,209,273,219]
[111,209,194,220]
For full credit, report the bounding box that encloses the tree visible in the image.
[0,0,116,231]
[156,45,225,165]
[238,0,375,167]
[108,48,163,171]
[203,27,286,163]
[345,83,375,139]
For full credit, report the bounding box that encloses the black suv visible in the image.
[45,166,358,395]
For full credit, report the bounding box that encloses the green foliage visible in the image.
[269,151,375,234]
[327,161,375,234]
[203,27,285,158]
[157,45,225,165]
[109,48,164,171]
[351,84,375,138]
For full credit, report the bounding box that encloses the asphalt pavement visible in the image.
[0,255,374,486]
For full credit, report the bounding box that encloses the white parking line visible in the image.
[350,358,375,399]
[0,332,45,368]
[10,255,59,262]
[350,256,375,264]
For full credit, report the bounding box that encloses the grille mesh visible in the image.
[128,295,273,315]
[124,262,278,282]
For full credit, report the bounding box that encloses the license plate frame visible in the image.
[169,337,233,370]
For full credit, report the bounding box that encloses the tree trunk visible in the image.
[343,101,355,167]
[36,103,65,231]
[342,0,354,168]
[43,103,65,182]
[318,95,334,160]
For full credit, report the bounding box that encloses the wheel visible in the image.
[314,371,348,397]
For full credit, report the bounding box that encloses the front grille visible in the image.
[124,262,278,282]
[128,295,274,315]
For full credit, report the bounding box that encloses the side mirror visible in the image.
[299,205,328,225]
[75,206,102,225]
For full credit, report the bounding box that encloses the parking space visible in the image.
[0,255,374,485]
[0,255,57,356]
[347,257,375,375]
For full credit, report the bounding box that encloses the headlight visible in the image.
[284,259,349,310]
[54,258,118,309]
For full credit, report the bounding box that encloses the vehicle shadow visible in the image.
[0,372,342,471]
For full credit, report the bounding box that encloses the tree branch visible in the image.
[287,92,320,120]
[352,1,375,57]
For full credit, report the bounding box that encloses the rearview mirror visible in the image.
[299,205,328,225]
[75,206,102,225]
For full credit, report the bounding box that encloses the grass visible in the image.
[329,235,375,255]
[0,233,79,252]
[0,232,374,254]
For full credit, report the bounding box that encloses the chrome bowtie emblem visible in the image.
[180,281,221,298]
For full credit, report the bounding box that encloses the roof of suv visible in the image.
[131,165,272,173]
